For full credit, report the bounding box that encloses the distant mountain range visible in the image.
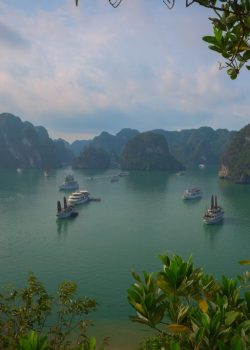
[0,113,74,168]
[0,113,241,174]
[67,126,236,167]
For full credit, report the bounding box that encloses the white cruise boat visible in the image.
[203,195,224,224]
[59,175,79,191]
[56,197,78,219]
[183,187,202,200]
[68,190,90,206]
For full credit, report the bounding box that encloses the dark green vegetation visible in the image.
[73,146,111,169]
[120,132,184,171]
[0,257,249,349]
[71,127,234,168]
[128,254,250,350]
[0,274,108,350]
[154,127,235,167]
[219,124,250,183]
[0,113,73,169]
[76,0,250,80]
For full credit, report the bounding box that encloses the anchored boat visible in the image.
[68,190,90,206]
[203,195,224,224]
[56,197,78,219]
[59,175,79,191]
[183,187,202,200]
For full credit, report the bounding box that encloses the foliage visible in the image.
[75,0,250,80]
[199,0,250,79]
[0,274,107,350]
[17,331,101,350]
[128,253,250,350]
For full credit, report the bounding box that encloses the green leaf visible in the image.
[225,310,239,326]
[89,337,96,350]
[239,319,250,331]
[170,341,181,350]
[202,35,216,44]
[131,270,141,283]
[135,303,147,317]
[231,335,245,350]
[152,304,165,324]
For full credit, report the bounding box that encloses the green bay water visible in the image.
[0,167,250,349]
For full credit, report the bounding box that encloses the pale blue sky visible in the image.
[0,0,249,141]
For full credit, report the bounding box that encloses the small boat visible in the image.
[68,190,90,206]
[111,175,119,183]
[183,187,202,200]
[176,171,186,176]
[118,171,129,177]
[17,168,23,173]
[56,197,78,219]
[44,169,49,177]
[203,195,224,224]
[199,164,206,169]
[59,175,79,191]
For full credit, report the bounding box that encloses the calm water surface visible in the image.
[0,167,249,349]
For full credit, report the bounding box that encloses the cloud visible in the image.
[0,20,30,49]
[0,0,249,141]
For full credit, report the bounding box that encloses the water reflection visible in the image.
[125,171,169,193]
[183,198,202,207]
[57,219,71,238]
[203,221,224,247]
[0,169,44,195]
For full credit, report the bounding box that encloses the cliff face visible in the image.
[72,146,111,169]
[153,127,236,166]
[120,132,185,171]
[66,127,235,167]
[0,113,74,168]
[219,124,250,183]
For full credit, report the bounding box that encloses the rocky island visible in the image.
[73,146,111,169]
[219,124,250,183]
[0,113,73,168]
[120,131,185,171]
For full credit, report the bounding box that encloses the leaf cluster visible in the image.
[128,253,250,350]
[0,274,105,350]
[200,0,250,79]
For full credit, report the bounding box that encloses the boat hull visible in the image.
[56,210,78,219]
[183,194,202,200]
[203,216,224,224]
[68,197,89,205]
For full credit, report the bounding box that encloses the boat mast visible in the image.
[214,195,218,209]
[63,197,67,209]
[211,195,214,209]
[57,201,62,213]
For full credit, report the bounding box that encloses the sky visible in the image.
[0,0,249,142]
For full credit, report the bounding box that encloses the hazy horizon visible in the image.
[0,0,249,141]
